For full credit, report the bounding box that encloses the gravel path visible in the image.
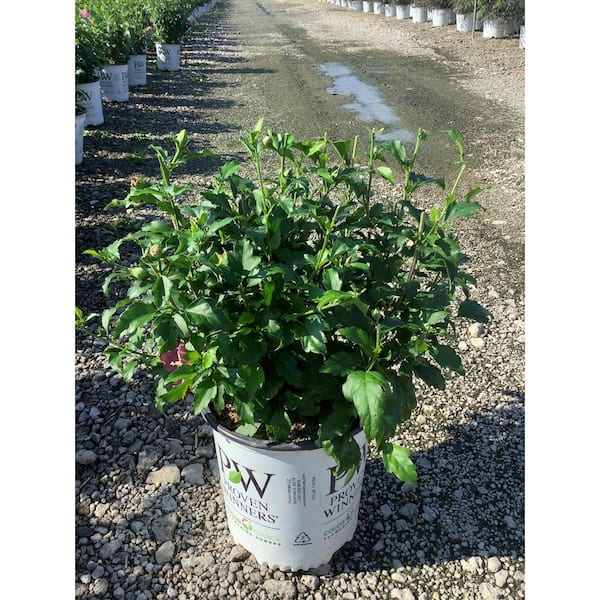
[75,1,524,598]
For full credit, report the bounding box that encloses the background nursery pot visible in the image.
[205,411,367,571]
[76,122,490,570]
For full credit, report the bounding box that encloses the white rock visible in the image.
[487,556,502,573]
[478,582,502,600]
[468,322,486,337]
[469,337,485,349]
[146,464,181,486]
[263,578,298,599]
[495,569,509,587]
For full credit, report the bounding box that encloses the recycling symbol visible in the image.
[294,532,312,545]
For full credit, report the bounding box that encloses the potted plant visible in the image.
[452,0,483,32]
[393,0,412,19]
[420,0,453,26]
[75,3,105,126]
[76,121,489,570]
[91,0,134,102]
[477,0,524,38]
[411,3,429,22]
[147,0,196,71]
[122,1,153,87]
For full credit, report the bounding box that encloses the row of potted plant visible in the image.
[75,0,216,164]
[325,0,524,38]
[75,0,208,85]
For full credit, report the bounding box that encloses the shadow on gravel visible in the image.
[331,401,524,572]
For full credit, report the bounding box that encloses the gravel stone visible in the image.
[146,464,181,486]
[181,463,205,485]
[478,582,502,600]
[487,556,502,573]
[75,449,97,465]
[151,513,178,542]
[156,541,176,565]
[263,579,298,599]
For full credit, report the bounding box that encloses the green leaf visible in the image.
[113,301,155,337]
[427,311,448,325]
[273,353,303,388]
[192,383,217,415]
[458,299,490,323]
[342,370,393,441]
[323,268,342,291]
[445,200,482,221]
[300,316,328,354]
[382,443,417,484]
[339,327,375,356]
[431,344,464,374]
[320,434,361,477]
[241,239,261,272]
[412,363,445,390]
[376,166,395,183]
[320,351,362,376]
[186,300,228,329]
[267,407,292,441]
[440,129,464,159]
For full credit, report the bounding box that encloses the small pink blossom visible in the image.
[79,8,90,19]
[160,341,191,372]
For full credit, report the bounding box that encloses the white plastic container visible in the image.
[76,80,104,126]
[519,25,525,49]
[482,16,515,39]
[75,112,86,165]
[156,43,181,71]
[411,6,428,22]
[99,64,129,102]
[432,8,451,27]
[385,4,395,17]
[128,54,147,86]
[362,1,373,13]
[208,414,367,571]
[396,4,410,19]
[373,1,385,14]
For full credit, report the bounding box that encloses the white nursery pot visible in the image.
[99,64,129,102]
[519,25,525,49]
[396,4,410,19]
[208,413,368,571]
[482,16,515,39]
[373,1,385,14]
[385,4,395,17]
[411,6,427,22]
[456,12,474,32]
[431,8,451,27]
[76,80,104,127]
[128,54,147,86]
[156,43,181,71]
[362,1,374,13]
[75,112,86,165]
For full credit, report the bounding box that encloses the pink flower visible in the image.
[160,341,191,372]
[79,8,90,19]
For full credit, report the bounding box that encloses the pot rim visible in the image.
[201,408,362,453]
